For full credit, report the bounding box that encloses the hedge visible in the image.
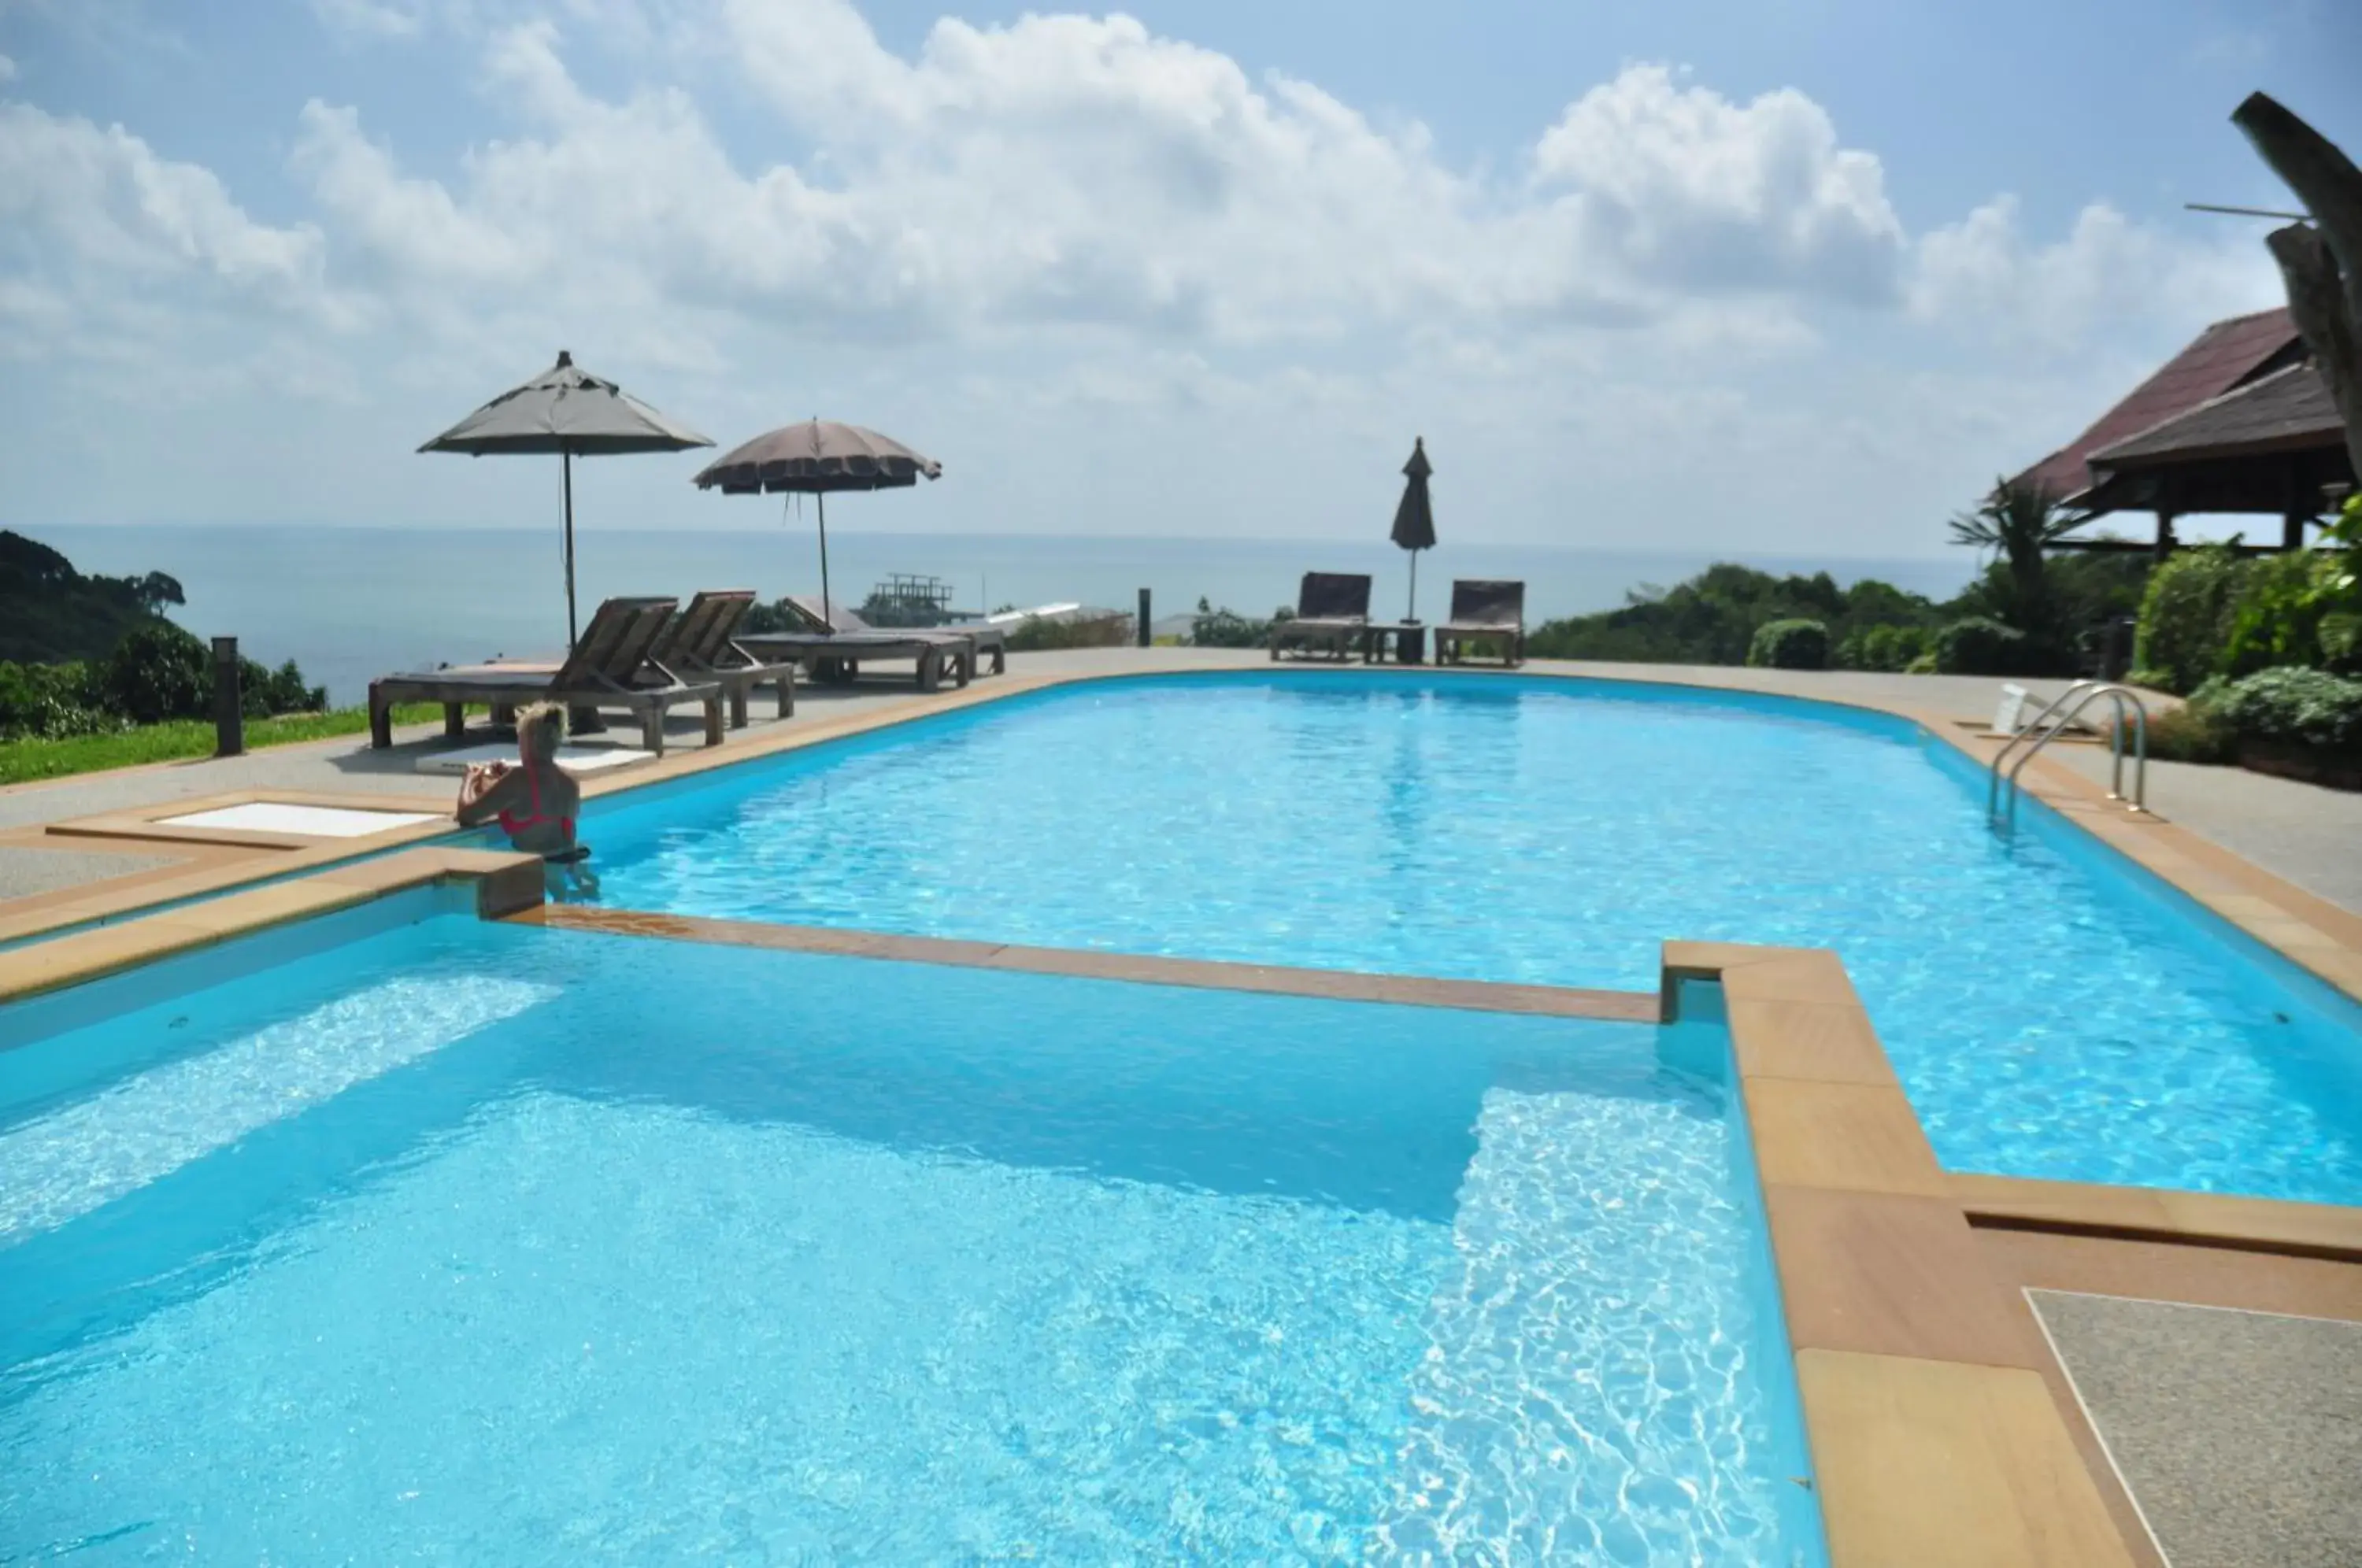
[2203,667,2362,753]
[2131,547,2243,694]
[1745,618,1829,670]
[1932,616,2027,675]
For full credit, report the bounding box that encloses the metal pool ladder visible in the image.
[1987,681,2149,830]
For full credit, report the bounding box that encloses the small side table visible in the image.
[1363,621,1427,664]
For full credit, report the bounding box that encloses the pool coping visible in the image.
[5,861,2358,1562]
[1666,940,2141,1567]
[505,905,1663,1019]
[0,845,546,1002]
[7,664,2360,1010]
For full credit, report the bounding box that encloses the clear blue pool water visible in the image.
[0,897,1823,1566]
[586,671,2362,1204]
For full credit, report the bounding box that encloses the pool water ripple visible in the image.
[590,676,2362,1205]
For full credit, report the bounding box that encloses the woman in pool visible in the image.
[454,702,600,897]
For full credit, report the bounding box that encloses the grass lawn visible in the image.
[0,704,451,787]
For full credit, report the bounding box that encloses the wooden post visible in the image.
[211,637,243,759]
[2283,511,2311,550]
[2153,512,2178,563]
[1137,588,1151,648]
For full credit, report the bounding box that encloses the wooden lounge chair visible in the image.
[652,590,798,727]
[785,594,1008,676]
[368,596,724,754]
[1434,579,1526,668]
[1268,572,1372,661]
[735,625,976,693]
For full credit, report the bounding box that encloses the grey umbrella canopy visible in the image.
[1390,437,1437,622]
[693,419,942,627]
[420,350,713,648]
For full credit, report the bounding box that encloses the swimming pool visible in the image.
[0,893,1824,1565]
[583,671,2362,1204]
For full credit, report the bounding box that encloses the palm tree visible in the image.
[1949,477,2085,637]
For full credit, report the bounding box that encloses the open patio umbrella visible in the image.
[420,350,713,649]
[692,419,942,627]
[1390,436,1436,622]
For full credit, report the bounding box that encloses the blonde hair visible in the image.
[516,702,566,758]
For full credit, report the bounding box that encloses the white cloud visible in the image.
[0,102,330,296]
[1908,194,2281,351]
[259,4,1923,368]
[1527,65,1904,303]
[0,0,2294,549]
[0,52,18,83]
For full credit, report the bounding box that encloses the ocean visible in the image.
[31,525,1977,708]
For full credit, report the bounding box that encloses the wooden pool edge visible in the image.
[505,904,1662,1021]
[0,846,545,1004]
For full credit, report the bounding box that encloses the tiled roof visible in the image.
[2014,306,2304,500]
[2090,360,2345,468]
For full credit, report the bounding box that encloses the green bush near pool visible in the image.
[1932,616,2028,675]
[1745,619,1828,670]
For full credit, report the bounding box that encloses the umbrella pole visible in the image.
[1408,550,1418,623]
[563,445,578,650]
[818,491,832,630]
[559,443,607,734]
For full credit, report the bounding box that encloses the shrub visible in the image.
[2216,551,2335,680]
[2131,547,2243,693]
[1903,651,1938,675]
[1746,618,1829,670]
[1189,598,1283,649]
[97,623,210,724]
[2205,666,2362,753]
[0,659,115,740]
[237,656,328,718]
[1836,623,1931,671]
[1003,613,1130,652]
[1526,563,1937,665]
[1932,616,2027,675]
[2322,612,2362,673]
[2127,687,2237,765]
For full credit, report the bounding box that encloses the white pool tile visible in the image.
[157,803,444,838]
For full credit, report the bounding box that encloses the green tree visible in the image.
[1947,478,2086,646]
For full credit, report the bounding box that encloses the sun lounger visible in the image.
[368,595,724,755]
[1268,572,1372,661]
[735,627,977,693]
[1435,579,1525,667]
[787,595,1008,676]
[652,590,797,727]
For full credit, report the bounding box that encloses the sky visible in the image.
[1,0,2356,556]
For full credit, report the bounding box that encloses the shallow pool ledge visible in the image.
[0,847,545,1005]
[1663,938,2143,1568]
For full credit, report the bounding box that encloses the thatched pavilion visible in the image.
[2016,306,2354,557]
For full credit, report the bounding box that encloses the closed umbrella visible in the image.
[1391,436,1437,623]
[693,419,942,627]
[420,350,713,649]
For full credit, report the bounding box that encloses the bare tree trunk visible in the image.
[2233,92,2362,486]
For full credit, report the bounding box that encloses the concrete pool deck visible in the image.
[2031,1291,2362,1568]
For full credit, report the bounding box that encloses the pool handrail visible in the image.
[1989,681,2149,828]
